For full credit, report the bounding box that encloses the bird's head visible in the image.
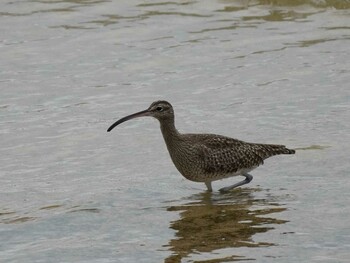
[107,100,174,132]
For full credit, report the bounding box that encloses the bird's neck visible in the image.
[159,117,180,148]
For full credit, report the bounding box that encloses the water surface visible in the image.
[1,0,350,262]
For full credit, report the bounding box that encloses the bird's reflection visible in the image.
[164,188,287,263]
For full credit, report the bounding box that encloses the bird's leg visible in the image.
[219,173,253,193]
[205,181,213,192]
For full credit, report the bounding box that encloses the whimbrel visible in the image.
[107,101,295,192]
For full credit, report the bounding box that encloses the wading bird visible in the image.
[107,101,295,192]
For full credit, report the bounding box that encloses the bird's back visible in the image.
[172,133,294,181]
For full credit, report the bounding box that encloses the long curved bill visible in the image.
[107,109,149,132]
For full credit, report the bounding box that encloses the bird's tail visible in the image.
[266,144,295,156]
[276,146,295,155]
[251,143,295,161]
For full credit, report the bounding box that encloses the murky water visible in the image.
[1,0,350,262]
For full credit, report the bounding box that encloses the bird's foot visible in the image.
[219,173,253,193]
[205,181,213,192]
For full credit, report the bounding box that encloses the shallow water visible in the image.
[1,0,350,262]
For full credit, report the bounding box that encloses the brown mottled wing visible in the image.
[188,134,293,174]
[201,143,265,174]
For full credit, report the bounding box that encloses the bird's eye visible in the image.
[156,106,163,112]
